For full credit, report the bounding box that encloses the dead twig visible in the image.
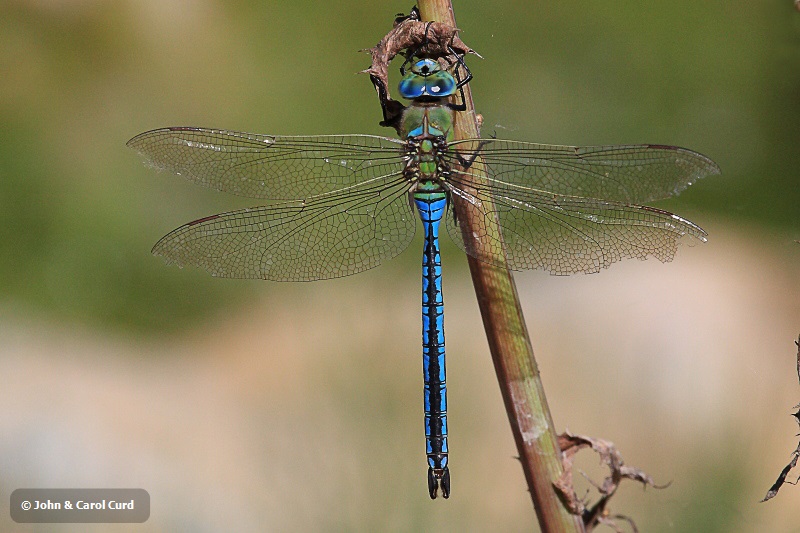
[761,335,800,502]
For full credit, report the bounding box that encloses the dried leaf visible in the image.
[598,513,639,533]
[556,431,663,532]
[362,7,478,131]
[363,13,476,99]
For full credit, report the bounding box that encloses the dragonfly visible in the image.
[128,55,719,500]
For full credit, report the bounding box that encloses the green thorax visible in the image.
[402,104,454,198]
[400,104,455,141]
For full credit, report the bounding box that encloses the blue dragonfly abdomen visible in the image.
[415,193,450,499]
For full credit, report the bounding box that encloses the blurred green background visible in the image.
[0,1,798,531]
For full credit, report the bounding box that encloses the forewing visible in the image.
[446,139,720,204]
[152,175,416,281]
[128,128,406,199]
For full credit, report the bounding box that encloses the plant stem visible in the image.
[416,2,584,531]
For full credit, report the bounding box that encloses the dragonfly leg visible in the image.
[371,73,406,131]
[450,46,473,88]
[446,46,472,112]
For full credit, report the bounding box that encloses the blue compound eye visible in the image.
[425,71,456,97]
[399,73,427,99]
[399,60,458,99]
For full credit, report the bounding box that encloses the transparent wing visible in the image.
[446,139,720,204]
[442,140,718,275]
[152,174,416,281]
[128,128,406,199]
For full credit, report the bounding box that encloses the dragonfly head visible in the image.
[399,59,457,100]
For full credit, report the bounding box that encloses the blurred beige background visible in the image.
[1,1,799,531]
